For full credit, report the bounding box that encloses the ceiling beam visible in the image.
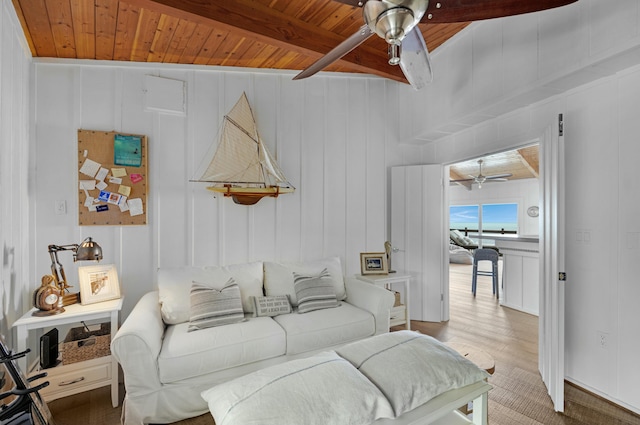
[517,148,539,178]
[128,0,406,82]
[449,169,472,191]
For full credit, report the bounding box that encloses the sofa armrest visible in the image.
[111,291,165,394]
[344,277,395,335]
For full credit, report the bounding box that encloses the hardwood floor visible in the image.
[47,263,640,424]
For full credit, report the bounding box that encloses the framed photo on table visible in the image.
[78,264,121,305]
[360,252,388,275]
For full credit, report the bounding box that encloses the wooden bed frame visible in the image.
[374,381,491,425]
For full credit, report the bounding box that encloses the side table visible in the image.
[12,297,123,407]
[356,273,411,330]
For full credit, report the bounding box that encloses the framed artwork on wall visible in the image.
[78,264,121,305]
[360,252,389,275]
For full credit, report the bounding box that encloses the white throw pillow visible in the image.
[263,257,346,306]
[158,262,264,324]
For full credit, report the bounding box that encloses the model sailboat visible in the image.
[194,92,295,205]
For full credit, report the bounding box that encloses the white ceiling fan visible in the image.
[294,0,578,90]
[450,159,512,189]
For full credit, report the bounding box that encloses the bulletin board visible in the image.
[77,129,148,226]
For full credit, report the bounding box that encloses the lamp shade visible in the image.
[75,237,103,262]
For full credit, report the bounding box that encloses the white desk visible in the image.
[12,297,123,407]
[356,273,411,330]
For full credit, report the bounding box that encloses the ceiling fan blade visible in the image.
[422,0,578,23]
[293,24,373,80]
[449,178,474,183]
[486,173,513,180]
[399,26,433,90]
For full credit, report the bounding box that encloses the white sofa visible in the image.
[111,258,395,425]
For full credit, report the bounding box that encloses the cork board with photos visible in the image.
[77,129,148,225]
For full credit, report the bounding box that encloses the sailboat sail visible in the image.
[195,93,294,205]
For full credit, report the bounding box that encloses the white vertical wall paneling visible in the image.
[157,113,189,267]
[118,70,157,311]
[472,20,503,110]
[502,15,538,95]
[0,0,31,344]
[616,68,640,410]
[300,78,325,261]
[251,75,280,262]
[34,66,81,285]
[275,79,303,261]
[345,79,368,274]
[324,78,348,262]
[29,62,433,321]
[589,0,638,58]
[190,71,221,266]
[538,4,586,80]
[422,165,443,322]
[564,80,619,394]
[390,166,407,282]
[365,79,388,251]
[405,166,424,320]
[422,63,640,414]
[78,67,117,264]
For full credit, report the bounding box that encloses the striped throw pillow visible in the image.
[293,268,340,314]
[188,278,246,331]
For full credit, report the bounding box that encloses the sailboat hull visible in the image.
[207,186,295,205]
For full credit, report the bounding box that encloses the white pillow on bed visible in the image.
[201,351,394,425]
[336,331,490,417]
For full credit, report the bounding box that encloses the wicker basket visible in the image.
[61,323,111,365]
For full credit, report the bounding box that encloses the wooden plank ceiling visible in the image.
[450,145,540,189]
[11,0,470,85]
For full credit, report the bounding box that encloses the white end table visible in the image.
[12,297,123,407]
[356,273,411,330]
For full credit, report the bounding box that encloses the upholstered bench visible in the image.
[201,331,492,425]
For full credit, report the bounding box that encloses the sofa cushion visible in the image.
[273,303,374,355]
[293,269,340,313]
[158,262,264,324]
[188,279,246,331]
[159,316,286,384]
[263,257,346,307]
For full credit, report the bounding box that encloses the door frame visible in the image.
[442,123,564,409]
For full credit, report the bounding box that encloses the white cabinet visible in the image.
[494,238,539,316]
[356,273,411,330]
[12,298,123,407]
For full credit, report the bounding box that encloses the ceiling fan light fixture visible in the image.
[375,7,414,44]
[388,43,401,65]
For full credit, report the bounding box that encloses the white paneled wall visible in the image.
[30,63,420,318]
[408,0,640,144]
[0,0,31,345]
[414,1,640,413]
[424,68,640,415]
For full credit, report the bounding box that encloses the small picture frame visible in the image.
[360,252,389,275]
[78,264,121,305]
